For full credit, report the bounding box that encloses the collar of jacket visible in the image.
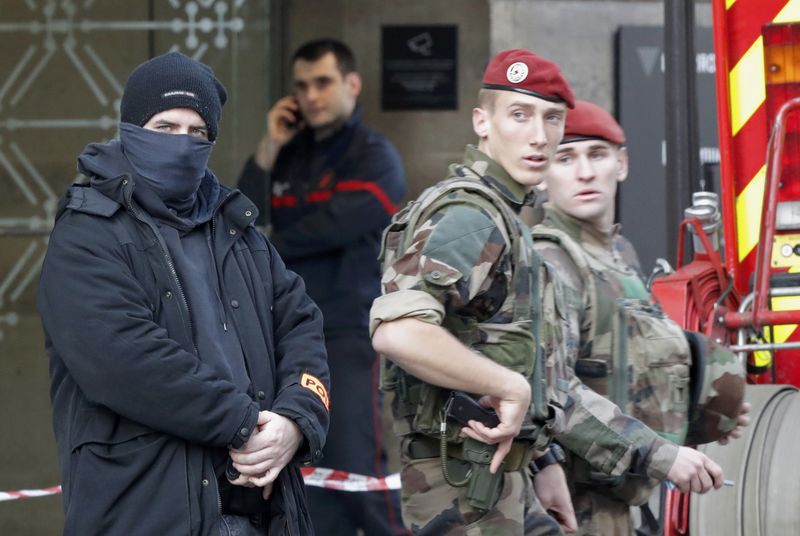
[542,203,621,251]
[63,173,259,232]
[342,104,363,130]
[295,104,364,146]
[461,145,537,210]
[213,189,260,236]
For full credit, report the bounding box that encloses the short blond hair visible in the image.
[477,89,498,112]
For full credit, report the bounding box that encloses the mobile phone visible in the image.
[444,391,500,428]
[284,98,303,128]
[287,107,303,127]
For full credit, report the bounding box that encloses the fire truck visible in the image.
[648,0,800,533]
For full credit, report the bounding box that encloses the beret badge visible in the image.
[506,62,529,84]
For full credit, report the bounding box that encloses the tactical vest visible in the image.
[378,167,549,445]
[532,226,691,445]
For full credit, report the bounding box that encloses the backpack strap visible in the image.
[532,225,599,347]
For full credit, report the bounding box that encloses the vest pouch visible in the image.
[412,384,463,442]
[377,202,418,393]
[472,321,535,377]
[613,299,691,444]
[462,438,503,511]
[377,201,415,265]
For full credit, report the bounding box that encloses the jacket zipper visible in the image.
[123,180,198,355]
[209,217,228,332]
[209,216,257,383]
[212,473,222,516]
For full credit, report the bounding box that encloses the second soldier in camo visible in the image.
[534,100,750,535]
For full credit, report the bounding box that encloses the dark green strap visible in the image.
[532,225,599,347]
[521,225,548,422]
[611,298,630,410]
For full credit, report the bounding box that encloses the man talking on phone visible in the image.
[237,38,407,535]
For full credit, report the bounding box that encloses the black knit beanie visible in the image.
[120,52,227,141]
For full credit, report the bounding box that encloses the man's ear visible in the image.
[616,146,629,183]
[346,72,362,99]
[472,107,489,139]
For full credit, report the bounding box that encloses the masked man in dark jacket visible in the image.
[37,52,330,536]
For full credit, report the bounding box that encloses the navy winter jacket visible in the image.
[38,162,329,535]
[238,108,405,336]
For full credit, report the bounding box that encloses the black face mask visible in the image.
[120,122,214,210]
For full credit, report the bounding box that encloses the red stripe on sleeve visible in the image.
[306,191,334,203]
[335,180,398,215]
[272,195,298,208]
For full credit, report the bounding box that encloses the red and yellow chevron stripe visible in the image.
[713,0,800,367]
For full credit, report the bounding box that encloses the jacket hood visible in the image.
[77,139,134,204]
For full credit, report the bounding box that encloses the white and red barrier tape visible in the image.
[0,486,62,503]
[300,467,400,492]
[0,470,400,502]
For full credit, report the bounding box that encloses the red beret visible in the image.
[562,100,626,145]
[482,49,575,108]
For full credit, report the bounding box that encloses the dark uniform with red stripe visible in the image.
[238,107,407,535]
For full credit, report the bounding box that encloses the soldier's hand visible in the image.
[254,96,303,170]
[461,377,531,473]
[717,401,752,445]
[667,446,724,494]
[533,463,578,533]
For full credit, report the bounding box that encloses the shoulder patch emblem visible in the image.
[301,373,330,411]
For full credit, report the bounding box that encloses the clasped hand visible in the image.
[227,410,303,499]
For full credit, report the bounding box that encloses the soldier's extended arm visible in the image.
[555,364,725,490]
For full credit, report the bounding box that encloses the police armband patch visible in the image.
[301,373,330,411]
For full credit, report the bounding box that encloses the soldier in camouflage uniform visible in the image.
[534,100,751,535]
[371,49,579,535]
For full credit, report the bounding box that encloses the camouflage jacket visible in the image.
[539,206,745,443]
[534,204,679,480]
[370,147,675,479]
